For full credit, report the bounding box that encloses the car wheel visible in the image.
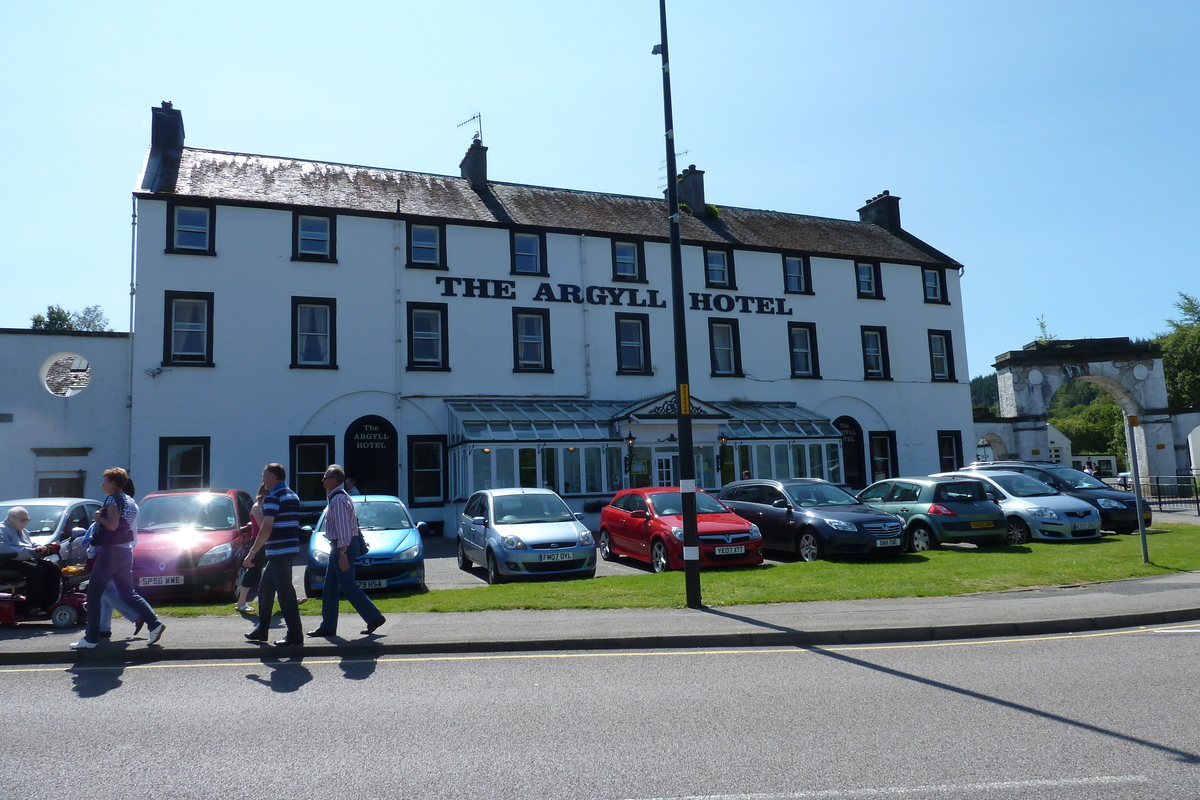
[1113,527,1136,536]
[908,524,936,552]
[1004,517,1031,545]
[456,537,473,570]
[51,604,79,629]
[795,530,821,562]
[485,551,505,585]
[598,530,616,561]
[650,539,670,573]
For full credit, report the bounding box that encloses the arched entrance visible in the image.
[992,338,1175,476]
[344,415,399,497]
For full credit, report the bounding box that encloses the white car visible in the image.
[457,488,596,584]
[935,472,1102,543]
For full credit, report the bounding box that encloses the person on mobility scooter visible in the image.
[0,506,62,615]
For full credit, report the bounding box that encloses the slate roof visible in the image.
[136,146,960,267]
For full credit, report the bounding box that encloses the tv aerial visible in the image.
[458,112,483,144]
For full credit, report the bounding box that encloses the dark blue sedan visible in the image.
[303,495,426,596]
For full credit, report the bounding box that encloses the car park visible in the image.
[0,497,100,564]
[133,489,253,600]
[856,476,1009,551]
[458,488,595,584]
[717,478,903,561]
[964,461,1149,534]
[304,494,426,595]
[937,470,1102,543]
[599,487,763,572]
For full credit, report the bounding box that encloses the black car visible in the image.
[964,461,1150,534]
[718,478,904,561]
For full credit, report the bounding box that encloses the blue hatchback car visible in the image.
[303,495,426,596]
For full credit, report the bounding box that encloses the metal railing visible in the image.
[1117,473,1200,514]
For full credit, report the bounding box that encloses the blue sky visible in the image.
[2,0,1196,378]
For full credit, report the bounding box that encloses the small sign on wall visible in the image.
[1030,449,1041,455]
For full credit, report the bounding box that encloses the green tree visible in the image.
[970,373,998,413]
[1158,293,1200,409]
[28,304,111,332]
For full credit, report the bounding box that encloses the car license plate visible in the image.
[539,552,575,562]
[876,538,901,548]
[1072,522,1095,531]
[714,545,745,555]
[970,521,993,529]
[356,579,387,589]
[139,575,183,586]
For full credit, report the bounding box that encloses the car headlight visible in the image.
[313,549,330,565]
[391,544,421,562]
[1097,498,1126,509]
[1029,507,1060,519]
[197,541,233,567]
[500,534,527,550]
[827,519,857,532]
[748,524,762,540]
[671,527,685,541]
[579,530,594,546]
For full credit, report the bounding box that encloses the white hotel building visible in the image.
[129,103,972,530]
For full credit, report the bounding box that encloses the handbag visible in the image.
[356,532,370,556]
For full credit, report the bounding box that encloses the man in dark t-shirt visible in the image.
[242,463,303,646]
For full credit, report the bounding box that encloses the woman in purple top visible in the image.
[70,467,166,650]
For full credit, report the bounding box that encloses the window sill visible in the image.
[923,298,952,305]
[790,374,822,380]
[784,289,815,296]
[856,294,886,301]
[513,368,555,374]
[863,376,893,381]
[616,370,653,377]
[290,364,339,370]
[165,248,216,257]
[291,255,338,264]
[406,262,448,270]
[162,361,215,368]
[406,365,451,372]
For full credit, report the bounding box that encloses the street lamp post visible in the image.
[654,0,701,608]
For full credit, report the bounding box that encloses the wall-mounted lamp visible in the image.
[716,432,729,473]
[624,431,636,475]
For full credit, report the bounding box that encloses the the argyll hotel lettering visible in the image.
[354,424,391,449]
[434,276,792,315]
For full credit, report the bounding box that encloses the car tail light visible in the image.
[927,503,956,516]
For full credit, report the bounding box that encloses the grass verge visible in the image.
[155,524,1199,618]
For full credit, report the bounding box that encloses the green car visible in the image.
[857,476,1009,551]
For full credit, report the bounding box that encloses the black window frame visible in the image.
[162,290,215,367]
[708,317,744,377]
[406,302,449,371]
[611,239,646,282]
[291,296,338,370]
[704,247,736,290]
[868,431,899,482]
[291,212,337,262]
[783,254,813,295]
[407,221,447,270]
[158,436,210,490]
[923,267,949,304]
[511,230,548,277]
[855,261,883,300]
[408,434,447,508]
[928,329,956,382]
[860,325,891,380]
[290,434,336,505]
[937,430,964,472]
[787,321,820,379]
[512,307,553,373]
[615,312,652,375]
[166,200,216,256]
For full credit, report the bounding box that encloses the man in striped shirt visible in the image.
[306,464,386,639]
[242,463,304,647]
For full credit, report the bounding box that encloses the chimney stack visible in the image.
[150,101,185,153]
[858,190,902,233]
[459,136,488,189]
[678,164,705,213]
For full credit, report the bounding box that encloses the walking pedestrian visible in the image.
[242,463,304,647]
[306,464,386,639]
[71,468,165,649]
[234,483,268,613]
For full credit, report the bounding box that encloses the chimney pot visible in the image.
[459,138,488,190]
[858,190,902,233]
[678,165,706,214]
[150,102,185,153]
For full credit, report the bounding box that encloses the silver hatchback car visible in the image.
[457,488,596,584]
[935,471,1102,543]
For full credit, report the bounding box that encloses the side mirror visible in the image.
[68,526,89,540]
[416,521,428,534]
[301,525,314,535]
[471,516,487,526]
[573,512,584,521]
[772,498,790,509]
[631,510,649,520]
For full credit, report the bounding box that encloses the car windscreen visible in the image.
[1045,466,1107,489]
[648,491,728,516]
[138,494,237,530]
[16,506,65,535]
[493,494,575,524]
[989,474,1058,498]
[786,484,861,506]
[933,482,986,502]
[351,500,413,531]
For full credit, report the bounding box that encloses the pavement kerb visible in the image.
[12,604,1200,669]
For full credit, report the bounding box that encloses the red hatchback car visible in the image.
[132,489,254,600]
[598,487,764,573]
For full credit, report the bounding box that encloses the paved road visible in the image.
[7,623,1200,799]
